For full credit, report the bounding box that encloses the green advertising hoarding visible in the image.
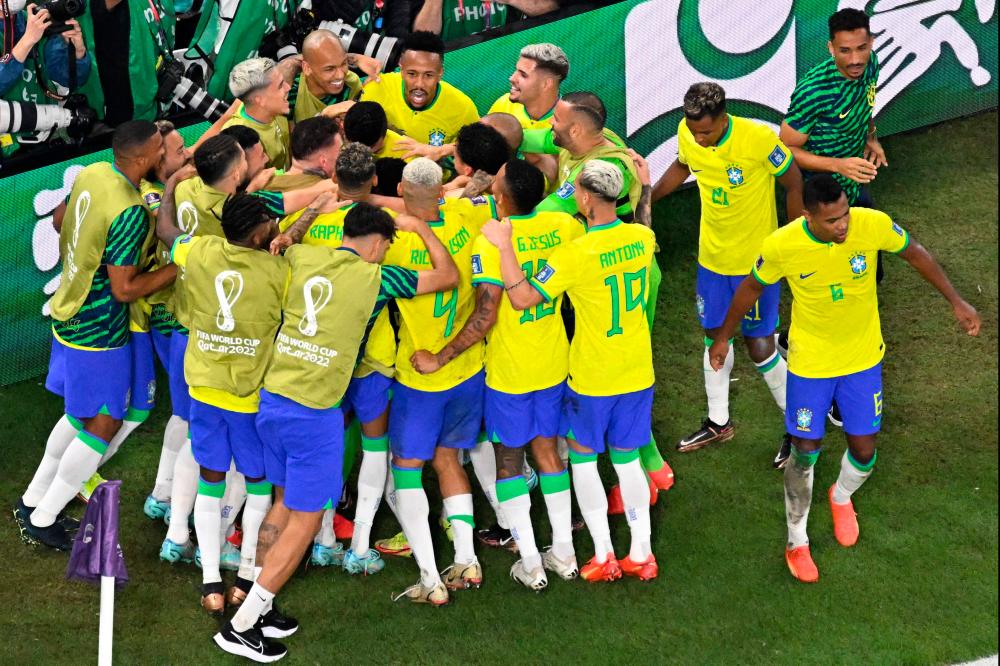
[1,0,997,385]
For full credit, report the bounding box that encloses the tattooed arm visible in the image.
[410,283,500,374]
[628,149,653,228]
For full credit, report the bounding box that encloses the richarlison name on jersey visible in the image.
[410,227,472,265]
[599,239,648,268]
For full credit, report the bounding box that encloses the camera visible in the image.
[156,59,227,121]
[0,95,96,139]
[34,0,86,34]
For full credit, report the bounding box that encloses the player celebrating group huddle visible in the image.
[483,159,659,581]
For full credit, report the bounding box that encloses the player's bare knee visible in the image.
[744,334,775,363]
[845,434,877,463]
[530,438,563,474]
[790,436,822,453]
[83,413,122,442]
[494,443,524,480]
[199,467,226,483]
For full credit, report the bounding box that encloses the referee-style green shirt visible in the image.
[785,52,880,204]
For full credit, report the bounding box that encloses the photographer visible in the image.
[310,0,411,37]
[0,2,90,97]
[1,1,91,151]
[412,0,557,41]
[77,0,175,124]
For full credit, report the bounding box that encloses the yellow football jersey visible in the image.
[384,195,497,391]
[375,128,408,160]
[529,220,656,396]
[487,94,555,131]
[678,114,793,276]
[360,72,479,147]
[752,208,909,379]
[279,203,398,377]
[472,210,583,393]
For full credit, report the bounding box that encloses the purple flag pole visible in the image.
[66,480,128,666]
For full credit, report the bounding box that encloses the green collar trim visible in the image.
[587,219,622,233]
[528,97,559,122]
[802,219,829,245]
[111,163,140,191]
[239,105,266,126]
[402,79,441,112]
[716,115,733,147]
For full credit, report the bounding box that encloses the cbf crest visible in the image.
[795,408,813,432]
[725,164,744,187]
[849,252,868,275]
[867,81,877,108]
[428,129,446,146]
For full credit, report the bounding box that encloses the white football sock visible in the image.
[784,448,819,549]
[194,477,225,585]
[151,415,187,501]
[540,470,574,560]
[704,342,734,425]
[469,439,507,529]
[239,482,272,580]
[98,417,143,467]
[22,415,80,507]
[314,509,337,548]
[31,430,106,528]
[611,450,652,561]
[571,455,612,562]
[497,476,539,570]
[353,436,389,553]
[755,350,788,413]
[832,450,876,504]
[166,438,198,544]
[220,468,246,541]
[231,581,274,633]
[392,466,440,587]
[443,493,476,565]
[383,456,401,521]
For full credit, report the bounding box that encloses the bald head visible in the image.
[481,112,524,153]
[301,30,351,98]
[302,29,346,61]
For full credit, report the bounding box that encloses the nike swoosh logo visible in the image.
[799,272,816,279]
[234,633,263,651]
[839,111,850,118]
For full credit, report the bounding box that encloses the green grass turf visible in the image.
[1,112,996,665]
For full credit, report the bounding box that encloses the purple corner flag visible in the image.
[66,480,129,589]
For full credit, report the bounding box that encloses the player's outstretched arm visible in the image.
[412,0,444,34]
[480,218,544,311]
[155,164,198,249]
[780,121,877,185]
[279,180,338,215]
[190,100,241,154]
[778,159,805,222]
[412,283,500,374]
[899,239,981,336]
[651,158,690,203]
[709,276,766,369]
[396,214,460,295]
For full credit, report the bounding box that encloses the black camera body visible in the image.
[34,0,86,35]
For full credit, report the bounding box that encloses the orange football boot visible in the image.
[828,485,859,547]
[580,553,623,582]
[785,545,819,583]
[620,554,658,581]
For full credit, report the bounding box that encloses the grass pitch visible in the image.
[0,112,996,665]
